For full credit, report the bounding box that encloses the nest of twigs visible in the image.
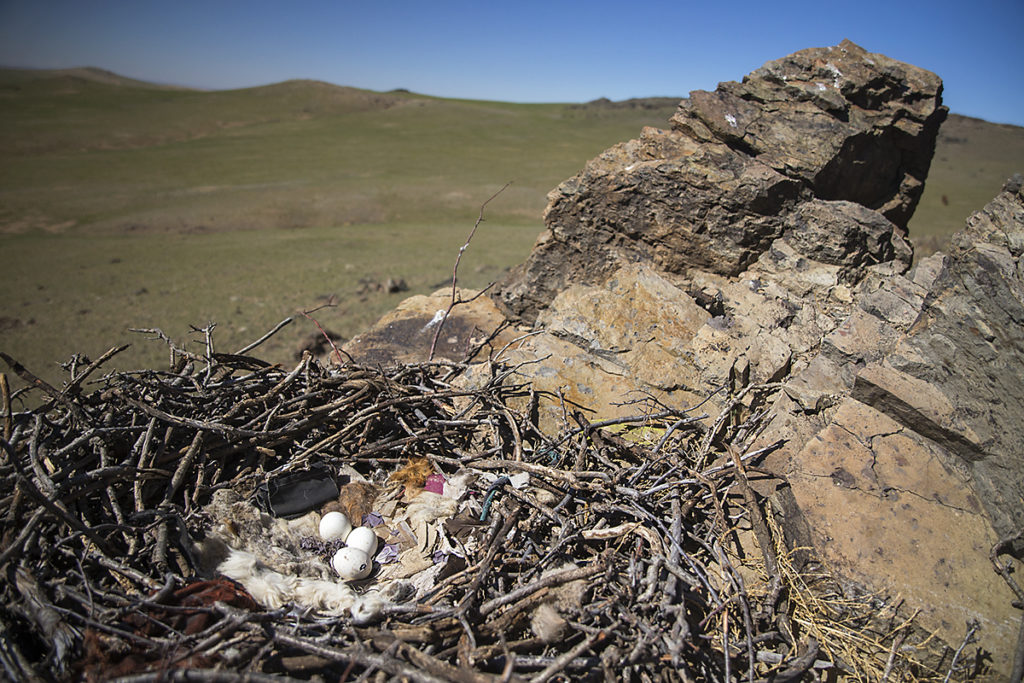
[0,326,954,682]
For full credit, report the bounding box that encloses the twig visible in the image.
[300,297,352,366]
[881,630,907,682]
[62,344,131,397]
[0,372,10,443]
[1012,615,1024,683]
[458,507,522,613]
[696,382,784,469]
[0,351,62,401]
[274,631,451,683]
[0,507,44,568]
[235,316,294,355]
[529,627,610,683]
[988,532,1024,682]
[765,638,821,682]
[1,438,110,553]
[479,559,606,616]
[129,327,203,368]
[429,182,512,361]
[990,529,1024,604]
[942,620,979,683]
[727,444,778,579]
[109,670,309,683]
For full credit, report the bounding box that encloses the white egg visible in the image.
[319,511,352,541]
[332,547,372,580]
[345,526,379,556]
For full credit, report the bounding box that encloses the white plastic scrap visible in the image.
[424,309,446,330]
[508,472,531,490]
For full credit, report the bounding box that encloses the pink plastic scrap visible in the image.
[424,473,446,495]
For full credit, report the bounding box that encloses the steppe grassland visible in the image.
[0,72,680,387]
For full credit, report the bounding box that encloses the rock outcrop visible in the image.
[497,39,944,320]
[860,174,1024,552]
[345,42,1022,675]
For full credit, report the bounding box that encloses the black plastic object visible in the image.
[256,464,340,518]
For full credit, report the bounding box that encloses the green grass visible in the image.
[0,67,1020,397]
[0,219,540,387]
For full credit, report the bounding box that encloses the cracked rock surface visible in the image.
[784,397,1014,657]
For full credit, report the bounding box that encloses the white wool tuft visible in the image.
[216,548,260,578]
[292,579,358,615]
[350,594,387,624]
[442,470,477,501]
[218,550,297,609]
[217,548,364,615]
[403,491,458,527]
[229,567,297,609]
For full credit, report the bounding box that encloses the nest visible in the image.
[0,328,956,681]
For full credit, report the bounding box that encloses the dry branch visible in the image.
[429,182,512,361]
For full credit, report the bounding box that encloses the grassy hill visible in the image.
[0,67,1021,395]
[0,67,678,232]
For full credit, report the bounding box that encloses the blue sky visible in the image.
[1,0,1022,126]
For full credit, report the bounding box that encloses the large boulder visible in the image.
[341,288,520,366]
[498,40,945,320]
[499,131,806,316]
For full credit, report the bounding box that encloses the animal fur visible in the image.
[216,549,361,616]
[530,602,567,643]
[195,488,389,619]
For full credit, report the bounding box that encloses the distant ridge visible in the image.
[0,66,192,90]
[569,96,682,110]
[0,67,430,112]
[0,70,427,158]
[236,78,410,111]
[0,65,688,108]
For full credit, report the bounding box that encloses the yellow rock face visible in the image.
[787,397,1018,672]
